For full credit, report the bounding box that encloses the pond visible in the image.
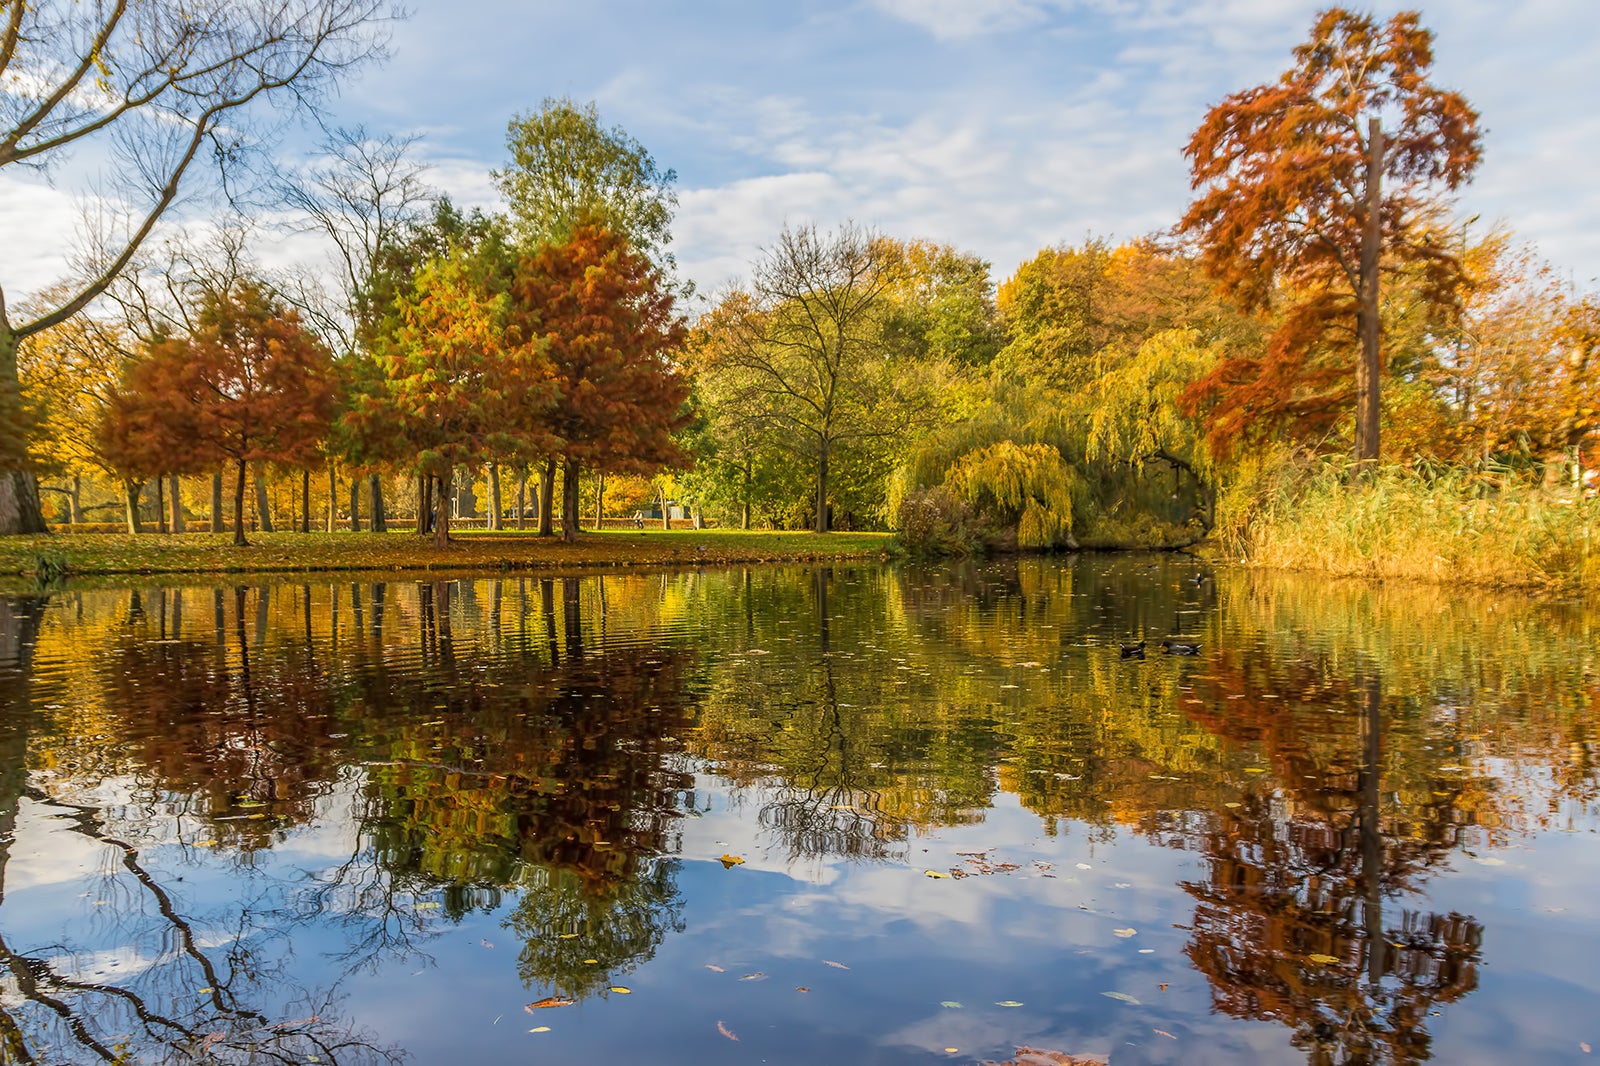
[0,557,1596,1065]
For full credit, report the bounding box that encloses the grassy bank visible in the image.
[1217,460,1599,594]
[0,528,893,581]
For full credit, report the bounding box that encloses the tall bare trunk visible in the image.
[1356,117,1384,468]
[154,475,167,534]
[211,473,225,533]
[488,463,502,531]
[123,480,144,534]
[253,469,275,533]
[370,474,386,533]
[417,475,430,535]
[538,458,556,537]
[233,460,249,546]
[561,459,580,543]
[69,475,83,525]
[594,471,605,531]
[814,443,830,534]
[349,477,361,532]
[301,469,311,533]
[516,467,528,531]
[168,475,185,532]
[432,467,452,549]
[326,462,338,532]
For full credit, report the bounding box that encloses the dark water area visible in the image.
[0,557,1596,1065]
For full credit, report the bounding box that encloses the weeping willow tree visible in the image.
[891,386,1087,554]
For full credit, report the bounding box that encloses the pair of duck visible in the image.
[1120,639,1200,659]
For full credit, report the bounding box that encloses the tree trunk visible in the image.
[69,475,83,525]
[742,459,752,530]
[594,471,605,531]
[370,474,386,533]
[168,475,185,532]
[326,462,338,532]
[516,467,528,531]
[211,472,225,533]
[232,460,249,546]
[301,469,311,533]
[659,485,671,531]
[561,458,580,543]
[433,465,452,549]
[154,474,167,534]
[417,475,430,535]
[254,470,275,533]
[0,469,47,535]
[693,506,704,531]
[349,476,361,532]
[1355,117,1384,468]
[538,458,556,537]
[488,463,502,531]
[122,480,144,534]
[814,443,830,534]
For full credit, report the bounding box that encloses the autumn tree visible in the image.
[512,223,690,543]
[101,284,338,545]
[0,0,397,535]
[1179,8,1481,463]
[358,242,555,547]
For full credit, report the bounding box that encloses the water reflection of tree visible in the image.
[0,592,399,1065]
[1178,658,1483,1065]
[690,566,1000,862]
[340,578,695,1000]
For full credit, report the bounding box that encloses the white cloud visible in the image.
[870,0,1051,40]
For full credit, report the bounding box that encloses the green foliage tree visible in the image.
[493,98,678,271]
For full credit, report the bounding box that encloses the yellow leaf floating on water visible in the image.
[196,988,212,996]
[609,986,632,995]
[720,854,745,868]
[558,933,580,939]
[738,972,765,981]
[924,870,950,879]
[1306,953,1341,965]
[995,1000,1024,1008]
[717,1021,739,1042]
[823,960,849,970]
[1102,991,1141,1005]
[705,964,725,972]
[1244,767,1267,774]
[939,1001,962,1009]
[1113,928,1137,938]
[528,1026,551,1033]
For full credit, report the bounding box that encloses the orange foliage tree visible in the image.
[101,283,337,545]
[513,223,690,543]
[1179,8,1480,462]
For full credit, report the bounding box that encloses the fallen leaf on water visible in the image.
[609,986,632,994]
[1153,1029,1177,1040]
[414,901,440,910]
[705,964,725,973]
[1159,984,1168,991]
[1224,802,1242,808]
[1113,928,1137,938]
[717,1021,739,1042]
[196,988,213,996]
[720,854,745,868]
[480,939,494,948]
[945,1048,959,1054]
[1101,991,1141,1005]
[829,805,855,811]
[738,972,765,981]
[940,1001,963,1009]
[1579,1041,1590,1053]
[1306,953,1341,965]
[557,933,579,939]
[1244,767,1267,774]
[1138,949,1155,954]
[583,958,598,964]
[1075,863,1091,870]
[995,1000,1025,1008]
[823,960,849,970]
[924,870,950,879]
[528,1026,551,1033]
[525,998,574,1011]
[796,986,810,992]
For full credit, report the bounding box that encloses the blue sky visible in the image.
[5,0,1599,306]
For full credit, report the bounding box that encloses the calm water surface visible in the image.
[0,556,1596,1065]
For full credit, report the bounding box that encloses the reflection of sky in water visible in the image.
[0,559,1596,1064]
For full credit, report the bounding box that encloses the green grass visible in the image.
[0,528,893,581]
